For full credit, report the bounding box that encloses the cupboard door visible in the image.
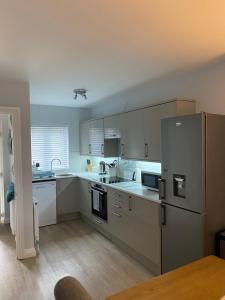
[80,121,90,155]
[79,179,92,219]
[143,106,162,162]
[121,110,145,160]
[127,196,161,266]
[104,114,122,139]
[143,102,177,162]
[89,119,104,156]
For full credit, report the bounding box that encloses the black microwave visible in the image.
[141,171,161,191]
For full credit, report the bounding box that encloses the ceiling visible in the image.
[0,0,225,108]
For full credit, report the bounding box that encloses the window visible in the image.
[31,126,69,170]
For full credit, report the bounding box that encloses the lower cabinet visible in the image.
[78,181,161,275]
[108,188,161,274]
[79,179,92,219]
[56,177,80,222]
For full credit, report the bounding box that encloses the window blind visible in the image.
[31,126,69,170]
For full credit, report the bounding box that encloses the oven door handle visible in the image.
[91,187,106,195]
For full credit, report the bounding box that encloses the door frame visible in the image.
[0,106,25,259]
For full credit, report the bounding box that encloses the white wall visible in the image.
[91,58,225,118]
[30,105,91,171]
[0,80,33,251]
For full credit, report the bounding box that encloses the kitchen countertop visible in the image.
[32,172,160,204]
[106,256,225,300]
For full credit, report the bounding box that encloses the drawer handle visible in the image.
[112,212,122,218]
[112,204,121,209]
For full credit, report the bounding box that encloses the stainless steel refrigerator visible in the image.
[159,112,225,273]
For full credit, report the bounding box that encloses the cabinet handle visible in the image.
[145,143,149,158]
[101,144,104,155]
[112,212,122,218]
[161,204,166,226]
[89,144,92,154]
[120,143,125,157]
[128,196,132,211]
[159,178,166,200]
[112,203,121,209]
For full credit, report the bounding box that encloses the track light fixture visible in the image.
[73,89,87,100]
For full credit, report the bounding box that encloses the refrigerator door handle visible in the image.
[159,178,166,200]
[161,204,166,226]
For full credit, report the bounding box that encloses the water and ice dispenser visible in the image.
[173,174,186,198]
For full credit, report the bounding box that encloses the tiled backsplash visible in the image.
[75,156,161,182]
[118,159,161,181]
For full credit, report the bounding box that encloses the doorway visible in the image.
[0,107,25,259]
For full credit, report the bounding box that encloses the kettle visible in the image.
[99,161,106,175]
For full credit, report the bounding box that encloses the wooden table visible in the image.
[106,256,225,300]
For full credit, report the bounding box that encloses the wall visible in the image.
[0,80,33,251]
[30,105,91,171]
[91,57,225,118]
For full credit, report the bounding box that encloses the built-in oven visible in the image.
[91,183,108,221]
[141,171,161,191]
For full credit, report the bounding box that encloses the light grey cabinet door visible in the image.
[56,178,80,216]
[161,204,204,273]
[121,110,145,160]
[143,105,163,162]
[79,179,92,219]
[104,114,122,139]
[108,189,161,269]
[89,118,104,156]
[143,102,178,162]
[124,195,161,267]
[80,121,90,155]
[143,100,196,162]
[108,189,129,241]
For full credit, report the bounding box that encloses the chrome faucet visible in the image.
[51,158,62,173]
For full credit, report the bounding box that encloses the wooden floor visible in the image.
[0,220,153,300]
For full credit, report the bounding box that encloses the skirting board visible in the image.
[57,212,81,223]
[21,248,37,259]
[1,216,10,224]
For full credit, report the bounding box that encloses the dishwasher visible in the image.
[32,179,57,227]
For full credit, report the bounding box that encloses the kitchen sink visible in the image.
[55,173,73,177]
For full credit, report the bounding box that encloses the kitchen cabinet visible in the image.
[108,188,161,271]
[80,118,119,157]
[120,110,145,160]
[79,179,92,219]
[89,118,104,156]
[104,114,122,139]
[79,121,90,155]
[143,100,196,161]
[80,99,196,160]
[56,177,80,221]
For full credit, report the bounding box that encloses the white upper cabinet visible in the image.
[120,110,145,160]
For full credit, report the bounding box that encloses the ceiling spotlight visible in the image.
[73,88,87,100]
